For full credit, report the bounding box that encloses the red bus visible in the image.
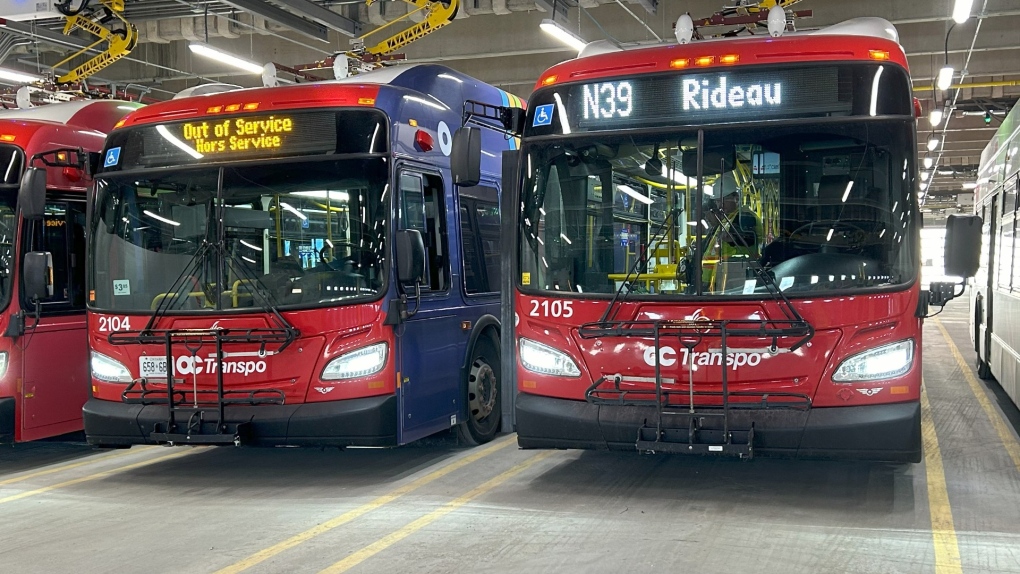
[0,99,142,443]
[83,65,521,447]
[463,18,979,461]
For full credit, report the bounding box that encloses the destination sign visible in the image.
[523,64,912,135]
[572,67,846,129]
[181,115,296,155]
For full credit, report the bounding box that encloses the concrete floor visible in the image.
[2,299,1020,574]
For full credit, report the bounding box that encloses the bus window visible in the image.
[400,171,448,292]
[459,185,500,295]
[24,200,87,311]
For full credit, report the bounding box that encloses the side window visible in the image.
[459,185,501,295]
[399,171,448,291]
[24,199,87,312]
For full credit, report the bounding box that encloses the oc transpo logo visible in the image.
[174,354,268,376]
[642,309,764,371]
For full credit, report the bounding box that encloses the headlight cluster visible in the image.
[91,351,133,383]
[832,340,914,382]
[321,343,388,381]
[519,338,581,377]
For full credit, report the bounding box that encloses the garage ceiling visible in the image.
[1,0,1017,211]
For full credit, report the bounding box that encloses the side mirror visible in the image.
[23,251,53,302]
[394,229,425,284]
[451,127,481,187]
[18,167,47,220]
[944,214,981,278]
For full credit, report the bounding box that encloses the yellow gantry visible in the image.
[54,0,137,84]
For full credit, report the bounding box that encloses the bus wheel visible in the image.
[976,357,993,380]
[458,335,501,445]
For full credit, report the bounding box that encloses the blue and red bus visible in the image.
[459,18,978,461]
[0,99,142,442]
[83,65,522,447]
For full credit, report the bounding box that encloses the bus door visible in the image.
[19,198,88,434]
[396,170,464,440]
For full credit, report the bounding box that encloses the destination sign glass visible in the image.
[525,63,911,136]
[102,109,387,172]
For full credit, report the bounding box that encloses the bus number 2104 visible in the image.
[97,316,132,332]
[528,300,574,318]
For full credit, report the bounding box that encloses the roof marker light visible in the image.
[670,59,690,69]
[869,50,890,61]
[695,56,715,66]
[243,102,259,111]
[720,54,739,65]
[207,106,223,113]
[225,103,241,112]
[358,97,376,105]
[0,134,15,142]
[541,75,558,86]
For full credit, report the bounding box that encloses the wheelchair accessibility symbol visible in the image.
[104,147,121,167]
[533,104,554,127]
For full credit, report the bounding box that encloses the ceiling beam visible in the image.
[217,0,330,43]
[268,0,361,37]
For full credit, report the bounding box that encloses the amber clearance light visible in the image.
[541,75,558,86]
[695,56,715,66]
[670,59,690,69]
[720,54,740,65]
[869,50,890,61]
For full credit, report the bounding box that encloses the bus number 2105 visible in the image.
[528,300,574,318]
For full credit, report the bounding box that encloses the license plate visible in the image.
[139,356,171,378]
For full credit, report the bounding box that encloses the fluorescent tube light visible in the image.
[539,19,586,52]
[189,43,263,74]
[0,67,42,84]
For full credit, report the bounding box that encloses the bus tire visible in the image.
[976,356,993,380]
[457,333,501,445]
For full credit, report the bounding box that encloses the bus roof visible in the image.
[119,64,520,129]
[0,100,143,134]
[535,19,908,90]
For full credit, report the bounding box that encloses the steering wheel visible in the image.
[318,241,359,271]
[788,220,868,248]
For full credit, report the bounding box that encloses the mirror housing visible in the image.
[944,214,981,278]
[451,127,481,187]
[394,229,425,284]
[23,251,53,302]
[17,168,47,220]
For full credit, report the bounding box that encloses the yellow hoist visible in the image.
[353,0,459,60]
[53,0,137,84]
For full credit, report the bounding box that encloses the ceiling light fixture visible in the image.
[952,0,974,23]
[923,156,934,169]
[188,43,264,74]
[539,19,586,52]
[929,107,944,127]
[936,66,954,91]
[927,136,940,151]
[0,67,42,84]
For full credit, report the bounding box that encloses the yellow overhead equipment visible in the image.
[356,0,459,58]
[53,0,137,84]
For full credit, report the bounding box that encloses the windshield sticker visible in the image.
[779,276,795,291]
[103,147,121,167]
[742,279,756,294]
[522,272,531,285]
[533,104,554,127]
[112,279,130,296]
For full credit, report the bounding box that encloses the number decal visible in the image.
[98,316,132,332]
[527,300,574,318]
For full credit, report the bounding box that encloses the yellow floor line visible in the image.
[934,318,1020,473]
[0,449,193,505]
[214,435,518,574]
[318,451,555,574]
[921,384,963,574]
[0,447,153,487]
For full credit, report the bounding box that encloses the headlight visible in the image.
[321,343,387,381]
[0,351,8,378]
[832,340,914,382]
[91,351,132,383]
[519,338,581,377]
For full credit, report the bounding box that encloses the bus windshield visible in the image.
[0,144,23,312]
[519,119,917,297]
[90,157,389,312]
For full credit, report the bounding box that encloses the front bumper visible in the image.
[515,392,922,462]
[83,395,397,447]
